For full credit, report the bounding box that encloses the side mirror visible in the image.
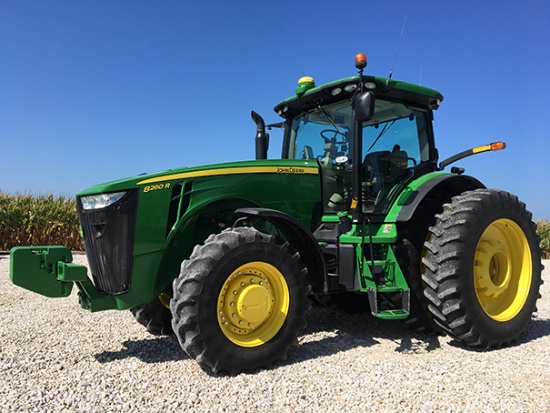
[354,91,375,122]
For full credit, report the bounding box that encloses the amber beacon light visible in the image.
[355,53,367,70]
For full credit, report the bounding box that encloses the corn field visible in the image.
[0,192,84,251]
[537,219,550,259]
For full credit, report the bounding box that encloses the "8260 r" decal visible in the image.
[143,183,171,193]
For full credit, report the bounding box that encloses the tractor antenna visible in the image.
[387,12,408,85]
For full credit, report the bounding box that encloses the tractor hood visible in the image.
[76,159,320,197]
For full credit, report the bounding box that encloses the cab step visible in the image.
[375,309,410,320]
[367,288,410,320]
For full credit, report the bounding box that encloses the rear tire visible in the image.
[422,189,542,347]
[171,227,309,374]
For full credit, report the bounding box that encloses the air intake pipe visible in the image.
[251,110,269,160]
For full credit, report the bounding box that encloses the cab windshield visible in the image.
[288,99,432,215]
[288,101,352,164]
[288,99,430,165]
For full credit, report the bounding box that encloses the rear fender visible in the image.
[388,173,485,223]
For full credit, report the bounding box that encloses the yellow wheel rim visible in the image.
[217,261,289,347]
[474,218,532,322]
[158,292,172,309]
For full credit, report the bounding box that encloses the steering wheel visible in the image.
[321,129,348,144]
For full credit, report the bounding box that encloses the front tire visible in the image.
[130,294,173,336]
[422,189,542,347]
[171,227,309,374]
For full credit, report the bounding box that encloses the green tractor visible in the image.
[10,53,542,374]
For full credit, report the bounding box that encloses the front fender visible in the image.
[235,207,327,293]
[152,198,260,299]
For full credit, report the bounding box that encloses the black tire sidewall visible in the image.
[444,191,541,343]
[191,234,307,372]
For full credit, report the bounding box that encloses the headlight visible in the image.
[80,192,127,210]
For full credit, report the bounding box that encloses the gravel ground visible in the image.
[1,254,549,413]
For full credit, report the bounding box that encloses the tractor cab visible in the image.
[274,56,443,221]
[284,96,435,218]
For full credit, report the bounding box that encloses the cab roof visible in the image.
[273,75,444,118]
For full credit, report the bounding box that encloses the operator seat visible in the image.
[362,150,391,208]
[301,145,315,160]
[362,146,411,209]
[388,145,410,181]
[362,150,391,182]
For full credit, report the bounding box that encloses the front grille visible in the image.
[77,190,138,295]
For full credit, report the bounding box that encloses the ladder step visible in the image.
[377,286,405,293]
[375,309,410,320]
[367,288,411,319]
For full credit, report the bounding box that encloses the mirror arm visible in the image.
[437,142,506,170]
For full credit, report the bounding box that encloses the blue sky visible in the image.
[1,1,549,219]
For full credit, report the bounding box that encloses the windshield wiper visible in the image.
[366,120,396,153]
[316,103,342,136]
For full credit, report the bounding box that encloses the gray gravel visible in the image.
[1,254,549,413]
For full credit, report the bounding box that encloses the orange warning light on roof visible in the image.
[355,53,367,70]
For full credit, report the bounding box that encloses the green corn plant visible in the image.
[0,191,84,251]
[536,219,550,259]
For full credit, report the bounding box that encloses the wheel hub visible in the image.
[473,218,532,322]
[217,261,289,347]
[475,240,511,297]
[237,284,272,324]
[219,274,273,334]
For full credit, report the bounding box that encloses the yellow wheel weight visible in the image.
[217,262,290,347]
[474,219,532,322]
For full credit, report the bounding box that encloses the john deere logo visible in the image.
[276,167,305,174]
